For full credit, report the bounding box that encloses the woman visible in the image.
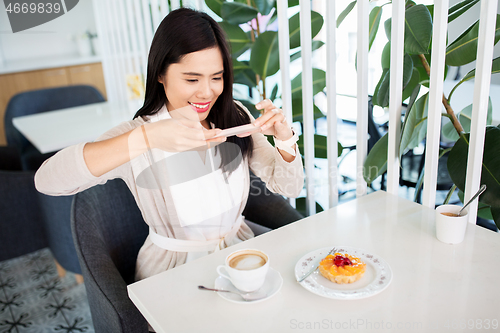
[35,8,303,281]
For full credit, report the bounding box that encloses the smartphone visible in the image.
[213,124,260,138]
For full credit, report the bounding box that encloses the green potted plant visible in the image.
[339,0,500,227]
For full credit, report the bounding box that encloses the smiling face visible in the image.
[158,47,224,129]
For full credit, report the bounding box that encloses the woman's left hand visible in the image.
[241,99,293,141]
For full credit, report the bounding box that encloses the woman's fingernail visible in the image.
[255,104,261,109]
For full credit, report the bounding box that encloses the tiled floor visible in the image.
[0,249,94,333]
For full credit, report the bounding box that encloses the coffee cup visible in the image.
[216,249,269,292]
[435,204,468,244]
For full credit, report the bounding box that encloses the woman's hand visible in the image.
[244,99,293,141]
[144,117,225,152]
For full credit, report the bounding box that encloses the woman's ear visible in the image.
[158,75,164,84]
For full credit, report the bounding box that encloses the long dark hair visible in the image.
[134,8,253,169]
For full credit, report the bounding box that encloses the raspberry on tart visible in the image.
[318,252,366,284]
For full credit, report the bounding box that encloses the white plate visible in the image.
[295,246,393,300]
[214,267,283,304]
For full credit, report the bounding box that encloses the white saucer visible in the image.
[295,246,393,300]
[214,267,283,304]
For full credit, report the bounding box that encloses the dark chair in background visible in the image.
[0,146,82,278]
[338,96,387,195]
[3,85,105,278]
[0,147,48,261]
[243,171,304,230]
[4,84,105,171]
[71,174,303,333]
[399,145,455,204]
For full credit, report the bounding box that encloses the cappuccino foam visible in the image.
[229,252,266,270]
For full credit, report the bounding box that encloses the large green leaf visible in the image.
[372,68,388,107]
[384,18,391,42]
[269,83,278,102]
[249,31,280,78]
[447,127,500,228]
[372,54,413,108]
[363,133,388,184]
[206,0,224,17]
[369,6,382,50]
[288,0,299,7]
[233,60,257,87]
[221,2,259,25]
[402,68,420,102]
[291,98,324,123]
[232,58,251,73]
[381,42,391,69]
[291,68,326,100]
[289,11,324,49]
[448,56,500,102]
[426,4,433,18]
[446,15,500,66]
[406,0,417,8]
[442,98,493,141]
[297,134,328,158]
[237,99,259,119]
[376,70,391,107]
[337,1,356,28]
[219,21,251,55]
[295,198,324,217]
[399,83,422,157]
[402,54,414,88]
[251,0,275,15]
[290,41,324,62]
[448,0,480,23]
[400,92,429,154]
[457,190,494,220]
[458,98,493,131]
[296,134,343,159]
[404,5,432,55]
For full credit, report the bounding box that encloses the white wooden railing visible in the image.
[94,0,497,224]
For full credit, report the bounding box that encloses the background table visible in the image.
[12,100,139,154]
[128,191,500,332]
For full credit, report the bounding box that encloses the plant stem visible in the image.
[418,54,464,135]
[262,78,266,102]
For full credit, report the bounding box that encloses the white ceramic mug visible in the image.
[435,204,468,244]
[216,249,269,292]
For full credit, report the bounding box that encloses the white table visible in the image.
[12,101,139,154]
[127,191,500,333]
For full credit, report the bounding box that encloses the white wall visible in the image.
[0,0,97,62]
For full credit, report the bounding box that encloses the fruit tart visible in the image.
[319,252,366,284]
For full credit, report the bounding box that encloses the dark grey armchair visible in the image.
[0,148,47,261]
[71,179,149,333]
[71,174,303,333]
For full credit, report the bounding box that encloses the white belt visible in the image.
[149,216,243,252]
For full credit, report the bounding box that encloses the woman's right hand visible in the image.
[144,117,225,153]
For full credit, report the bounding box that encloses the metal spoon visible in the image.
[198,285,267,301]
[458,184,487,216]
